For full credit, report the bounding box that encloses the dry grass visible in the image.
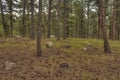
[0,38,120,80]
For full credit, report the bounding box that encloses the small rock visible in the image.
[61,45,71,49]
[59,63,69,68]
[5,61,16,70]
[50,35,55,38]
[46,41,53,48]
[83,47,87,51]
[14,35,21,39]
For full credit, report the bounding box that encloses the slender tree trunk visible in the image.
[57,0,60,40]
[66,9,69,37]
[87,0,90,38]
[97,1,101,38]
[37,0,42,56]
[9,0,13,37]
[80,1,84,38]
[63,0,67,39]
[0,0,8,37]
[115,27,118,39]
[47,0,52,38]
[109,25,112,39]
[115,1,120,40]
[99,0,111,53]
[26,1,30,37]
[22,0,26,37]
[30,0,35,39]
[117,28,120,39]
[66,22,69,37]
[112,0,116,40]
[43,12,47,38]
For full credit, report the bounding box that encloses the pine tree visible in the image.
[30,0,35,39]
[98,0,111,53]
[37,0,42,56]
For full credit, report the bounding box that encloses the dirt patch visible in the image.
[0,48,120,80]
[60,45,72,49]
[83,44,102,55]
[0,39,120,80]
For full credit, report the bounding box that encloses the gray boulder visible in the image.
[14,35,21,39]
[83,47,87,51]
[50,35,55,38]
[46,41,53,48]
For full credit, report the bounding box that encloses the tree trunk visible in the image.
[80,0,84,38]
[30,0,35,39]
[9,0,13,37]
[87,0,90,38]
[97,1,101,39]
[63,0,67,39]
[37,0,42,56]
[47,0,52,38]
[0,0,9,37]
[99,0,111,53]
[112,0,116,40]
[57,0,60,40]
[66,8,69,37]
[115,1,120,40]
[22,0,26,37]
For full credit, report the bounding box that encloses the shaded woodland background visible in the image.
[0,0,120,39]
[1,0,120,54]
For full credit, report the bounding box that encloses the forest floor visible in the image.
[0,38,120,80]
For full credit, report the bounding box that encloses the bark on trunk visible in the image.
[97,2,101,38]
[112,0,116,40]
[37,0,42,56]
[63,0,67,39]
[57,0,60,40]
[9,0,13,37]
[47,0,52,38]
[0,0,9,37]
[99,0,111,53]
[87,0,90,38]
[22,0,26,37]
[30,0,35,39]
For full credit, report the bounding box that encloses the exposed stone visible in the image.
[50,35,55,38]
[59,63,69,68]
[46,41,53,48]
[83,44,98,52]
[5,61,16,70]
[83,47,87,51]
[87,43,92,46]
[14,35,21,39]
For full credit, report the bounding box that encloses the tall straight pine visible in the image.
[37,0,42,56]
[98,0,111,53]
[57,0,60,40]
